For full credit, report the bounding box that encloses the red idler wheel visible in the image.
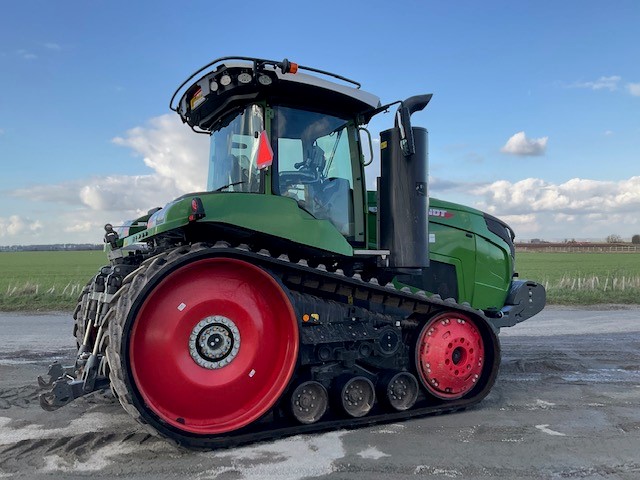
[415,311,484,399]
[128,257,298,435]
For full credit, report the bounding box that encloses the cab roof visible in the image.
[171,57,381,133]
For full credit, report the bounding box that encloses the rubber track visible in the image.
[72,282,92,348]
[106,242,501,449]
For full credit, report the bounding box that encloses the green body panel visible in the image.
[118,189,511,312]
[366,192,514,310]
[123,192,354,257]
[119,190,512,311]
[473,234,513,307]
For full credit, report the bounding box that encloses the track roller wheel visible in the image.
[337,376,375,417]
[114,255,299,437]
[379,371,419,411]
[290,381,328,424]
[415,311,484,400]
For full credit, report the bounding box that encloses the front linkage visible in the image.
[38,263,133,410]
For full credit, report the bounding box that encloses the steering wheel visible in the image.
[278,170,319,190]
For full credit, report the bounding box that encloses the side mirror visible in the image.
[395,94,433,157]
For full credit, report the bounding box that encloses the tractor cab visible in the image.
[172,57,382,246]
[206,104,361,240]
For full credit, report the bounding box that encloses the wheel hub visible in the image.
[384,372,418,411]
[451,346,465,365]
[340,377,375,417]
[189,316,240,369]
[390,377,409,398]
[416,314,484,399]
[345,384,364,405]
[290,381,328,424]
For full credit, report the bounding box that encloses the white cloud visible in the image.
[473,176,640,215]
[78,175,179,211]
[500,131,548,156]
[3,114,209,245]
[570,75,621,91]
[469,176,640,240]
[9,176,174,212]
[0,216,43,237]
[566,76,640,97]
[498,214,541,235]
[43,43,61,50]
[11,181,88,206]
[16,49,37,60]
[112,114,209,193]
[627,82,640,97]
[57,209,138,241]
[64,222,95,233]
[12,114,208,208]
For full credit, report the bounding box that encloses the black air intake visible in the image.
[378,126,429,271]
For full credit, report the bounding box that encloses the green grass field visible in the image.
[0,250,639,311]
[516,252,640,305]
[0,251,106,311]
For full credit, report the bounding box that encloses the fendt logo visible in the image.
[429,208,454,219]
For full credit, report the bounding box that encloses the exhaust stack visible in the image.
[378,95,432,273]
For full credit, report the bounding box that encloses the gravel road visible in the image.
[1,306,639,479]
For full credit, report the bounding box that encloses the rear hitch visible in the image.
[37,361,75,388]
[38,265,121,412]
[39,375,109,411]
[38,355,110,410]
[39,378,84,411]
[81,354,101,392]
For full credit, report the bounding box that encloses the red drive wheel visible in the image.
[128,257,298,435]
[415,311,484,400]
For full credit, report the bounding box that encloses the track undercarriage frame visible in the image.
[40,242,500,449]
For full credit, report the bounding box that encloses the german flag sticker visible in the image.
[190,88,205,110]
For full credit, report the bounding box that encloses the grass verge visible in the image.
[516,252,640,305]
[0,251,105,312]
[1,250,639,311]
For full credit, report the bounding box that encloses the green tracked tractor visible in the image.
[38,56,545,448]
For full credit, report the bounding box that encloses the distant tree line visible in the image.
[606,234,640,244]
[606,234,623,243]
[529,235,640,244]
[0,244,103,252]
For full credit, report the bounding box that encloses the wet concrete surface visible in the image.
[0,312,71,358]
[0,306,639,479]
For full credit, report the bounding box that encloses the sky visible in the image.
[0,0,639,246]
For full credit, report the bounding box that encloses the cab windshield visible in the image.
[207,104,264,192]
[273,106,358,240]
